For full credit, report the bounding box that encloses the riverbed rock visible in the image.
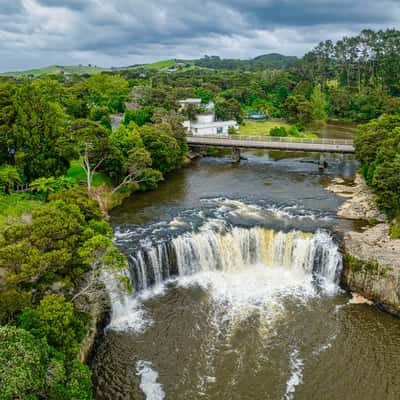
[326,174,385,221]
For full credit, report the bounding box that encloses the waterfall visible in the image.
[105,226,342,331]
[126,227,342,291]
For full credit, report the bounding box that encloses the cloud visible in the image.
[0,0,399,71]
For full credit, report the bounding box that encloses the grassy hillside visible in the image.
[1,53,297,77]
[1,65,109,77]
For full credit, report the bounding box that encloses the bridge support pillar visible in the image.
[319,154,327,171]
[232,147,241,163]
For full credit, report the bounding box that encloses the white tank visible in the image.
[196,113,215,124]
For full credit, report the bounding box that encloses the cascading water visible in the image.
[104,222,342,331]
[129,227,341,291]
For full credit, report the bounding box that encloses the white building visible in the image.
[178,98,202,111]
[183,113,238,136]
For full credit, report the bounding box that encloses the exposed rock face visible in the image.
[77,283,110,364]
[328,174,400,316]
[343,224,400,315]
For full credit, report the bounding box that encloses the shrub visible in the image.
[270,126,288,137]
[0,326,49,400]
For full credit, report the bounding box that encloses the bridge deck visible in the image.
[186,135,355,154]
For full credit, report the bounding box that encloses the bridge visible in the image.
[186,134,355,169]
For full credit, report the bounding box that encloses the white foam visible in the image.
[136,361,165,400]
[285,349,304,400]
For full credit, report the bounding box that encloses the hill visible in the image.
[192,53,299,70]
[0,65,109,77]
[0,53,298,77]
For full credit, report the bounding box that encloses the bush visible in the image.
[0,326,49,400]
[18,294,88,360]
[270,126,288,137]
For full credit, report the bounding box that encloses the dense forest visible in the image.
[0,28,399,399]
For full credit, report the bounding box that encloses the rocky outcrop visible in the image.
[76,283,110,364]
[342,224,400,315]
[326,174,385,221]
[327,174,400,316]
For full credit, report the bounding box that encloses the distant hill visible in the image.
[191,53,299,70]
[0,65,109,77]
[1,53,298,77]
[252,53,299,69]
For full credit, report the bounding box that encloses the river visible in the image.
[92,124,400,400]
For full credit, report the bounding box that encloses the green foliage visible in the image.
[18,294,88,359]
[48,188,102,222]
[12,83,73,181]
[0,326,49,400]
[86,74,129,112]
[193,87,213,104]
[30,176,76,199]
[355,114,400,219]
[0,325,93,400]
[215,97,244,123]
[311,84,328,123]
[140,124,183,174]
[270,126,288,137]
[64,360,93,400]
[390,219,400,239]
[0,164,21,193]
[282,95,314,125]
[89,105,109,122]
[123,107,152,126]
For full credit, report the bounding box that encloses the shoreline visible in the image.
[326,174,400,316]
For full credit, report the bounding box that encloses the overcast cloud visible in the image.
[0,0,399,72]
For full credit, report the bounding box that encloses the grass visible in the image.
[237,120,318,138]
[0,193,41,227]
[1,65,109,77]
[67,160,112,187]
[238,120,290,136]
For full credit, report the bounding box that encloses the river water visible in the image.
[92,125,400,400]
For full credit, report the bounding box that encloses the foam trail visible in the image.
[285,349,304,400]
[136,361,165,400]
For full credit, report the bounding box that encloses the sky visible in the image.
[0,0,399,72]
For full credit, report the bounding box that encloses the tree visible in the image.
[69,120,111,194]
[282,95,313,125]
[140,124,183,174]
[30,176,75,200]
[0,83,17,165]
[19,295,88,359]
[0,326,49,400]
[215,97,244,123]
[123,107,152,126]
[0,165,21,194]
[310,84,328,123]
[111,147,154,194]
[86,74,129,112]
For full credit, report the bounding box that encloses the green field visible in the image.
[67,160,112,187]
[237,120,316,138]
[0,193,41,227]
[238,120,290,136]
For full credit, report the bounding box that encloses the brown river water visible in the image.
[92,124,400,400]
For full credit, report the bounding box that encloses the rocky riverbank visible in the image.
[326,174,400,316]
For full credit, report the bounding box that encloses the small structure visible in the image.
[178,98,202,111]
[183,113,238,136]
[244,110,268,121]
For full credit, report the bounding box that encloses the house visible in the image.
[183,113,238,136]
[178,98,202,111]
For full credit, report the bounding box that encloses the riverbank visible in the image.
[326,174,400,316]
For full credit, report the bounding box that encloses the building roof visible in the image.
[179,98,202,104]
[190,120,238,128]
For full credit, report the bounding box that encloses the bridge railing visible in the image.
[186,134,354,146]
